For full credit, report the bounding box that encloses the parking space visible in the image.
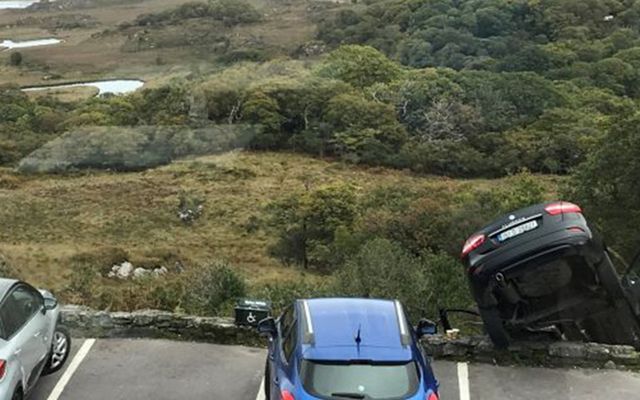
[28,338,640,400]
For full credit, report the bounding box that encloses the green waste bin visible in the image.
[235,299,271,327]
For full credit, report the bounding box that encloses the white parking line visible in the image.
[457,362,470,400]
[255,376,266,400]
[46,338,96,400]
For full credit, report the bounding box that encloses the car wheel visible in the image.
[11,386,23,400]
[596,252,628,301]
[264,360,271,400]
[479,307,510,349]
[42,325,71,376]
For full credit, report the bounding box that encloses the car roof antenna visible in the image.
[355,324,362,351]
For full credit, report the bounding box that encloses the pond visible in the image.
[23,79,145,96]
[1,38,61,49]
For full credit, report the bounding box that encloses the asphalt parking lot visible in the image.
[30,338,640,400]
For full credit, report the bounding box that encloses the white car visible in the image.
[0,278,71,400]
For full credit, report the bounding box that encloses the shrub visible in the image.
[9,52,22,66]
[133,0,261,27]
[182,262,247,316]
[335,238,431,320]
[421,251,473,313]
[252,279,335,314]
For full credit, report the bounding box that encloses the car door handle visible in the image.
[14,348,22,356]
[34,331,42,338]
[269,352,274,361]
[273,376,279,385]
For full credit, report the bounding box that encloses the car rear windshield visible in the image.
[300,359,419,400]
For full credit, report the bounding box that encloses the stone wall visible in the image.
[61,306,640,371]
[60,305,263,347]
[421,335,640,371]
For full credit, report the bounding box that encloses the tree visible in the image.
[567,113,640,260]
[398,38,432,68]
[499,108,600,174]
[242,91,285,149]
[324,93,407,161]
[316,45,404,88]
[267,184,359,269]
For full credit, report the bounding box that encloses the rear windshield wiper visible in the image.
[331,393,366,399]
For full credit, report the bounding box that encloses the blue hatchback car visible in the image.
[258,298,440,400]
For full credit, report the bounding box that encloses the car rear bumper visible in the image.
[0,369,21,400]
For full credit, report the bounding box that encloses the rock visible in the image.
[604,360,617,369]
[548,342,586,359]
[152,266,168,277]
[133,267,150,279]
[108,261,134,279]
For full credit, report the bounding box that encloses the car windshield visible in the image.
[300,360,419,400]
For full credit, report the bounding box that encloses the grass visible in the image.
[0,151,561,297]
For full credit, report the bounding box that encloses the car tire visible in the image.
[42,325,71,376]
[596,253,625,296]
[264,360,271,400]
[479,307,510,349]
[11,386,23,400]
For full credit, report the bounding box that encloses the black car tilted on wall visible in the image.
[461,201,640,348]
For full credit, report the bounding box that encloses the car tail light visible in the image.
[0,360,6,380]
[544,202,582,216]
[461,233,485,258]
[281,390,295,400]
[426,390,439,400]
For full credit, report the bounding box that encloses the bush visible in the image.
[9,52,22,66]
[133,0,261,27]
[252,279,334,314]
[182,262,247,316]
[335,238,431,320]
[421,251,473,314]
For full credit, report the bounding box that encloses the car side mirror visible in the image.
[257,317,276,338]
[416,318,438,337]
[44,297,58,311]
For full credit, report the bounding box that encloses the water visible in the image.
[0,1,40,9]
[23,79,145,95]
[1,38,61,49]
